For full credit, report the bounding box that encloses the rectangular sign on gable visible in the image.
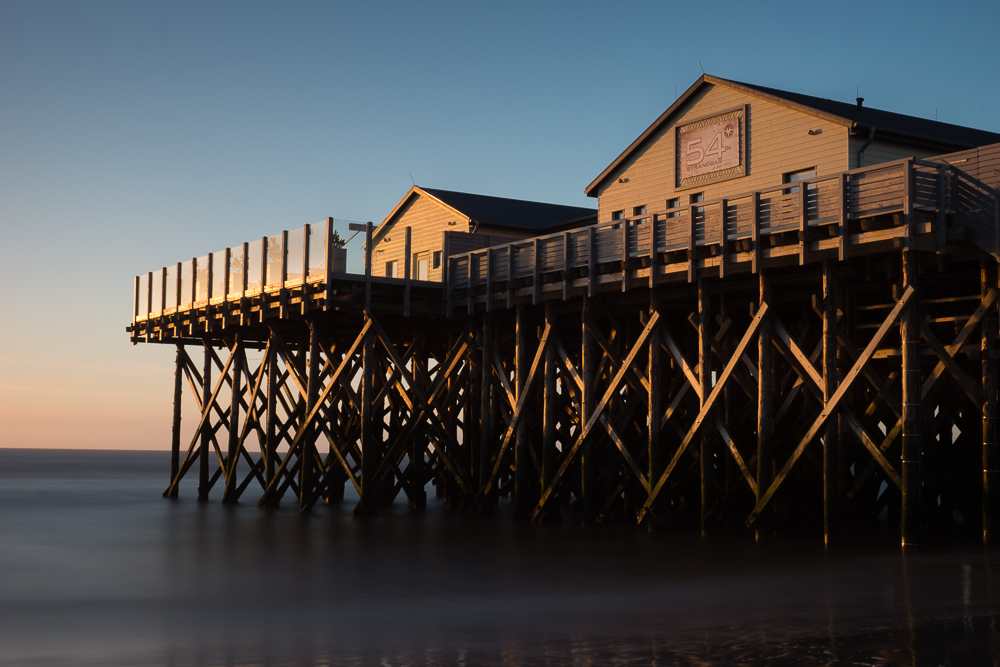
[676,106,746,188]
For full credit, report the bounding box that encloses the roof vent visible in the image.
[856,97,864,108]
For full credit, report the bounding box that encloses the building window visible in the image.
[432,251,442,270]
[784,168,817,193]
[666,198,680,219]
[611,210,624,221]
[385,260,398,278]
[413,252,429,280]
[690,192,705,214]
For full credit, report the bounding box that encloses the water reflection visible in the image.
[0,449,997,666]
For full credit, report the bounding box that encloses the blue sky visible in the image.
[1,0,998,448]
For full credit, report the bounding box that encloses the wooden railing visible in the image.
[132,218,347,324]
[446,158,1000,314]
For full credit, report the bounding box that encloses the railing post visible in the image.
[587,226,596,297]
[205,252,213,333]
[364,222,373,312]
[688,205,697,282]
[133,276,140,325]
[467,252,476,315]
[798,186,808,266]
[903,159,914,245]
[719,201,728,278]
[302,224,310,315]
[562,232,570,300]
[621,219,629,292]
[259,236,267,323]
[485,248,494,312]
[650,214,659,289]
[221,248,230,329]
[839,173,849,261]
[403,225,412,316]
[506,244,515,309]
[324,218,333,312]
[532,238,541,305]
[937,164,947,255]
[446,256,454,317]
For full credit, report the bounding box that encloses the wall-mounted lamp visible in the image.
[808,129,823,135]
[618,177,630,183]
[448,221,457,226]
[385,237,391,242]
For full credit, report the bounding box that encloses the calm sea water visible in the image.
[0,448,997,666]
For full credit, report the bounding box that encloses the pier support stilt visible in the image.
[984,260,999,545]
[901,250,922,550]
[580,298,598,523]
[541,302,557,516]
[197,341,212,501]
[300,323,320,511]
[756,271,773,539]
[513,306,530,518]
[698,278,714,536]
[822,260,838,547]
[222,333,242,504]
[356,318,378,516]
[165,344,183,498]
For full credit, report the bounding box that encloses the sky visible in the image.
[1,0,998,450]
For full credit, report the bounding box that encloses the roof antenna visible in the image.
[675,85,678,101]
[409,172,415,186]
[699,60,705,74]
[935,108,938,121]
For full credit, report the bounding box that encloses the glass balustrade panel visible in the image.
[151,269,163,314]
[308,224,327,278]
[179,260,193,308]
[229,246,245,297]
[195,254,210,302]
[136,274,149,318]
[265,234,282,288]
[164,266,177,309]
[211,250,227,298]
[286,226,304,282]
[246,239,263,292]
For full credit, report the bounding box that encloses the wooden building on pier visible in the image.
[371,186,595,281]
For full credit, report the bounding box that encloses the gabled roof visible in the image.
[585,75,1000,197]
[374,186,596,242]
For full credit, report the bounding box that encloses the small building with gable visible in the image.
[371,186,595,281]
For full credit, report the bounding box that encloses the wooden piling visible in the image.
[513,306,530,518]
[756,271,773,538]
[698,278,713,536]
[356,319,377,516]
[984,260,999,544]
[901,250,922,549]
[222,333,242,504]
[197,342,212,501]
[165,344,183,498]
[542,302,557,510]
[822,260,838,546]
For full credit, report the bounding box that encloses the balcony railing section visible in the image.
[133,219,347,323]
[446,158,1000,313]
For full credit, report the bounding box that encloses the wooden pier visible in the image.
[129,157,1000,546]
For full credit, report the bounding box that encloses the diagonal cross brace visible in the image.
[638,303,769,523]
[532,311,661,520]
[746,286,914,527]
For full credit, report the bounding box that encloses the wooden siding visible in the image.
[849,137,938,170]
[596,83,849,223]
[929,143,1000,192]
[373,193,468,281]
